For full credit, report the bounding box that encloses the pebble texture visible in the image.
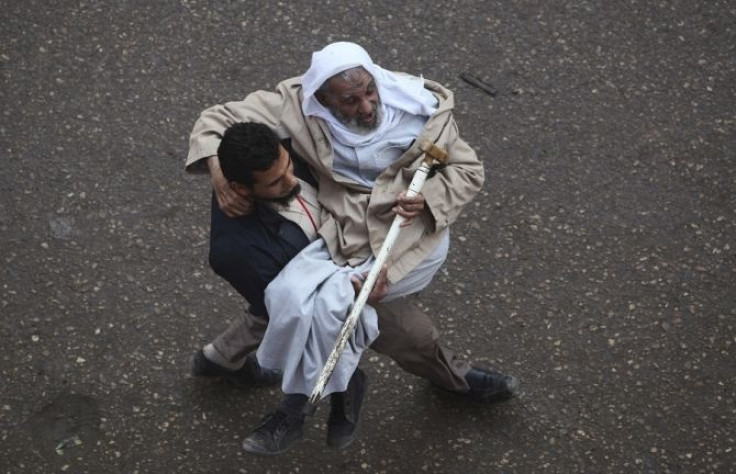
[1,1,734,473]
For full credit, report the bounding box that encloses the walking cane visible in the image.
[305,141,449,412]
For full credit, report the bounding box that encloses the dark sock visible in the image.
[330,391,345,417]
[278,394,308,418]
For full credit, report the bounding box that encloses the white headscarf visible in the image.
[301,42,437,147]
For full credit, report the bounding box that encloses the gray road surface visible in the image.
[1,1,734,473]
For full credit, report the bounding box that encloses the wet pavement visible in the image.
[1,1,734,473]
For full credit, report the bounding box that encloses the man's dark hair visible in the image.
[217,122,281,187]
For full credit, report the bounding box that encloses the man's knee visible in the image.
[373,298,440,354]
[387,316,438,351]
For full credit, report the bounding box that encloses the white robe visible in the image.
[257,239,378,397]
[257,232,449,398]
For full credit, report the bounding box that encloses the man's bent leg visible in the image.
[371,229,519,402]
[372,298,519,403]
[371,296,470,392]
[191,196,283,387]
[372,297,520,402]
[209,308,268,368]
[193,309,280,388]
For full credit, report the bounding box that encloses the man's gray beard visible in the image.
[330,104,382,134]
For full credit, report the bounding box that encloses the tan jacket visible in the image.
[187,76,484,283]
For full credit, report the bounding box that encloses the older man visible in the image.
[187,42,518,455]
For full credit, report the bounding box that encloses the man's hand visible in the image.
[393,191,425,226]
[208,155,254,217]
[351,264,389,304]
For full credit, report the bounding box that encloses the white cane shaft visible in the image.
[307,216,407,404]
[308,165,433,403]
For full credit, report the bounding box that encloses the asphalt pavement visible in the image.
[1,1,734,473]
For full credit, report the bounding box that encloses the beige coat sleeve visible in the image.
[420,117,484,233]
[185,78,303,172]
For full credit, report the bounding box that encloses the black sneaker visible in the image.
[242,410,304,456]
[465,367,520,403]
[326,368,367,449]
[191,350,281,388]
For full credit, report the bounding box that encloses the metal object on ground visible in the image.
[459,72,498,97]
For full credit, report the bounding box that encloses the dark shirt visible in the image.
[208,139,315,317]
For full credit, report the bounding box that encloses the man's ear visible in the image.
[230,181,251,197]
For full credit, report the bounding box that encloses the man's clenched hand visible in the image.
[393,191,425,226]
[208,155,253,217]
[351,264,389,304]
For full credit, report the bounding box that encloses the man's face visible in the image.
[235,144,300,206]
[318,67,381,133]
